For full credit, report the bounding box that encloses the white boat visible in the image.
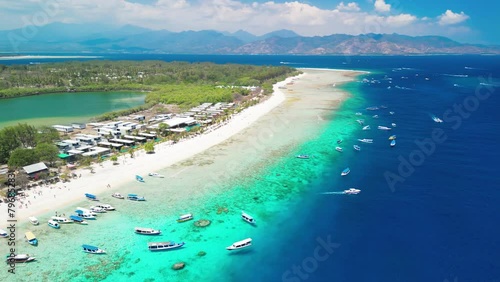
[82,244,106,254]
[366,106,379,111]
[177,214,193,222]
[51,216,73,224]
[356,119,364,125]
[353,145,361,151]
[6,254,36,263]
[241,211,256,224]
[431,115,443,123]
[377,126,392,131]
[127,194,146,201]
[357,139,373,143]
[75,209,97,220]
[373,115,379,118]
[0,229,8,238]
[337,139,343,144]
[111,192,125,199]
[344,188,361,195]
[391,140,396,147]
[135,227,161,235]
[48,220,60,229]
[335,147,343,152]
[389,111,395,115]
[362,125,370,130]
[392,123,397,127]
[226,238,252,250]
[389,135,397,140]
[148,241,185,251]
[77,207,97,216]
[148,172,165,178]
[90,206,107,213]
[355,112,362,116]
[296,155,310,159]
[341,168,350,176]
[28,216,39,225]
[96,204,115,211]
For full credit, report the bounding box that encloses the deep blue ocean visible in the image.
[4,54,500,281]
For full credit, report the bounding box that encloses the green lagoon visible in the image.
[0,91,146,128]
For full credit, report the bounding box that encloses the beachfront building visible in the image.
[109,138,135,147]
[53,125,74,133]
[123,135,147,143]
[71,123,86,129]
[130,115,145,121]
[23,162,49,178]
[81,146,110,157]
[98,141,123,150]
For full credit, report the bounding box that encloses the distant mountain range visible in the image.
[0,22,499,55]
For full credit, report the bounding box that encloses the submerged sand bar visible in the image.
[0,68,364,222]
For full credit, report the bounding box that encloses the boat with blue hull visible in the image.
[136,175,145,182]
[48,220,60,229]
[85,193,98,201]
[75,209,96,220]
[25,232,38,246]
[70,215,88,225]
[127,194,145,201]
[390,140,396,147]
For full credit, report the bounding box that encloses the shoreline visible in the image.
[0,72,303,223]
[0,68,360,225]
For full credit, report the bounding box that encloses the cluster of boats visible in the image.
[111,192,146,201]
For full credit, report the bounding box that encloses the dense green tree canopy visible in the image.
[7,148,39,168]
[35,143,59,165]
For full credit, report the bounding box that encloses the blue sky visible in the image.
[0,0,497,44]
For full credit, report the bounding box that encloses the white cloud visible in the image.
[336,2,360,12]
[0,0,472,42]
[438,10,469,25]
[386,14,417,27]
[374,0,391,12]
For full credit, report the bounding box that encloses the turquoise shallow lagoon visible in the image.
[1,70,365,281]
[0,91,145,128]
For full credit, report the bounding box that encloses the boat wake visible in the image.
[320,192,345,195]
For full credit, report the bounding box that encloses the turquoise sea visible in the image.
[1,55,500,282]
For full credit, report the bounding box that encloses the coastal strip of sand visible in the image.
[0,68,363,224]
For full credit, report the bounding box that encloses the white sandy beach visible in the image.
[0,73,303,222]
[0,68,359,224]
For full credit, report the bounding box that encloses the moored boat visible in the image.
[391,140,396,147]
[136,175,145,182]
[373,115,379,118]
[226,238,252,250]
[362,125,371,130]
[431,115,443,123]
[357,139,373,143]
[82,244,106,254]
[51,216,73,224]
[392,123,397,127]
[336,139,343,144]
[148,172,165,178]
[389,111,395,115]
[111,192,125,199]
[389,135,397,140]
[0,229,7,238]
[296,155,310,159]
[70,215,88,225]
[341,168,350,176]
[241,212,256,224]
[25,232,38,246]
[96,204,115,211]
[148,241,185,251]
[48,220,60,229]
[355,112,362,116]
[127,194,145,201]
[344,188,361,195]
[85,193,98,201]
[5,254,36,264]
[177,214,193,222]
[76,207,97,216]
[353,145,361,151]
[90,206,106,213]
[135,227,161,235]
[75,209,96,220]
[377,126,392,131]
[356,119,364,125]
[28,216,39,225]
[335,147,343,152]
